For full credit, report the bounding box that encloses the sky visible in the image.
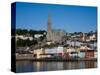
[15,2,97,33]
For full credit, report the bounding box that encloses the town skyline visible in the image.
[11,2,97,72]
[16,2,97,33]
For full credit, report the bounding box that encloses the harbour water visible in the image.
[16,61,97,73]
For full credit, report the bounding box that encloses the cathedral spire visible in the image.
[48,13,51,25]
[47,13,52,41]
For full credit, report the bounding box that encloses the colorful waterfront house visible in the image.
[57,46,64,53]
[43,46,65,59]
[79,50,85,58]
[65,53,70,59]
[67,47,76,53]
[85,50,95,58]
[69,52,78,58]
[58,52,65,57]
[56,46,64,57]
[63,47,67,53]
[66,47,78,58]
[45,47,57,54]
[33,48,44,58]
[63,47,70,59]
[94,50,97,58]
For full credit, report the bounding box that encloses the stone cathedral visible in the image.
[47,14,66,44]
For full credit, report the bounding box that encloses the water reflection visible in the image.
[16,61,97,73]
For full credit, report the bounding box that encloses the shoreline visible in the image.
[16,58,97,61]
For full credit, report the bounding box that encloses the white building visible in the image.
[45,46,64,54]
[89,34,96,41]
[34,34,43,38]
[16,35,33,41]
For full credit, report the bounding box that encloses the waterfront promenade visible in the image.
[16,54,97,61]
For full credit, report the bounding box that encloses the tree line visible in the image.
[16,29,47,47]
[16,29,46,37]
